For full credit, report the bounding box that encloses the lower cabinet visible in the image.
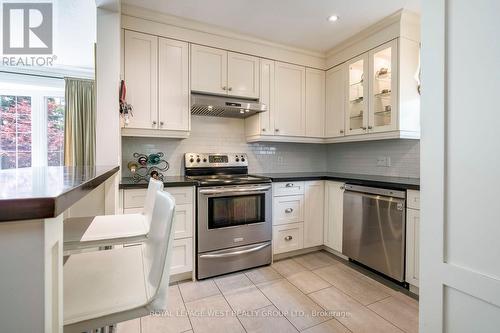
[406,190,420,289]
[272,181,324,255]
[273,223,304,254]
[304,181,324,247]
[323,181,345,253]
[121,186,195,276]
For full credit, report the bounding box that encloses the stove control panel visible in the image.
[185,153,248,168]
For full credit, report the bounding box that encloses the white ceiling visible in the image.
[122,0,420,53]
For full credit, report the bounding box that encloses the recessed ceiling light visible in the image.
[327,15,339,22]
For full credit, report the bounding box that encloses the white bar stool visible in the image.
[63,190,176,332]
[63,178,164,251]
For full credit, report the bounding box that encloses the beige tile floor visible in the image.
[117,250,418,333]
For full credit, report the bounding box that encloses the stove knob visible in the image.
[196,158,201,163]
[241,157,246,162]
[203,158,207,162]
[235,158,240,162]
[189,158,194,163]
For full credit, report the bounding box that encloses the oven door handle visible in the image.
[199,242,270,259]
[199,185,271,195]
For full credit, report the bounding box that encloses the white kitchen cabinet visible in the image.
[121,187,195,277]
[123,31,190,137]
[274,62,306,136]
[325,65,346,138]
[305,68,326,137]
[273,195,304,226]
[345,53,369,136]
[406,189,420,291]
[368,39,398,133]
[304,181,324,248]
[324,181,345,253]
[191,45,259,98]
[227,52,260,98]
[170,238,194,275]
[123,30,158,130]
[273,223,304,254]
[191,44,227,95]
[245,59,275,136]
[406,208,420,288]
[158,38,190,131]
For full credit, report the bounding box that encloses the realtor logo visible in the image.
[3,3,53,54]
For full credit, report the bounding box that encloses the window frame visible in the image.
[1,85,65,169]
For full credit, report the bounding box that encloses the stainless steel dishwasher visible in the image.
[342,184,406,282]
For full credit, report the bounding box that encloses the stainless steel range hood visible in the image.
[191,93,267,119]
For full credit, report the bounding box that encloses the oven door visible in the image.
[197,184,272,253]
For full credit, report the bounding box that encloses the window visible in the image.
[0,75,65,169]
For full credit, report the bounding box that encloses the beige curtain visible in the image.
[64,78,96,166]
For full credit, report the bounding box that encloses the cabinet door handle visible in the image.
[284,236,293,241]
[262,128,266,132]
[152,121,157,126]
[368,126,373,130]
[285,183,294,187]
[160,121,164,126]
[361,126,367,130]
[228,87,233,91]
[340,129,344,134]
[222,86,227,90]
[285,208,294,213]
[275,128,280,132]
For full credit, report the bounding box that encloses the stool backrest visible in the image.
[143,178,164,228]
[142,190,176,309]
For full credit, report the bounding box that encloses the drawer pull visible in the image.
[284,236,293,241]
[285,183,294,187]
[284,208,294,213]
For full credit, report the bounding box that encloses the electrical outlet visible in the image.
[376,156,391,167]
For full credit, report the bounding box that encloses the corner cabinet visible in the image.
[305,69,326,138]
[122,30,190,138]
[304,181,324,247]
[191,45,260,99]
[324,181,345,253]
[325,65,346,138]
[332,38,420,142]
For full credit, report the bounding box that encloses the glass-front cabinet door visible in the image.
[345,53,369,135]
[369,40,398,133]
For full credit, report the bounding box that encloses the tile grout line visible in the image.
[177,283,195,333]
[249,269,305,332]
[212,277,249,333]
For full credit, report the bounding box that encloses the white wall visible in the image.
[326,140,420,178]
[95,7,121,166]
[122,116,327,176]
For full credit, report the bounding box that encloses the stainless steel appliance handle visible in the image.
[199,185,271,195]
[199,242,270,258]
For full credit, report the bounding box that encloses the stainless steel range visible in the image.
[185,153,272,279]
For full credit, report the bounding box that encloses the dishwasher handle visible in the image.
[344,184,406,199]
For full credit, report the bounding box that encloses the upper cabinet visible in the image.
[325,65,345,138]
[369,40,398,133]
[305,68,325,138]
[123,31,158,130]
[245,59,275,136]
[345,53,369,136]
[158,38,190,131]
[191,45,227,96]
[122,31,190,138]
[227,52,260,98]
[191,45,260,99]
[274,62,306,137]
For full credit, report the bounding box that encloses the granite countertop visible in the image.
[119,176,199,189]
[250,172,420,190]
[0,166,120,222]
